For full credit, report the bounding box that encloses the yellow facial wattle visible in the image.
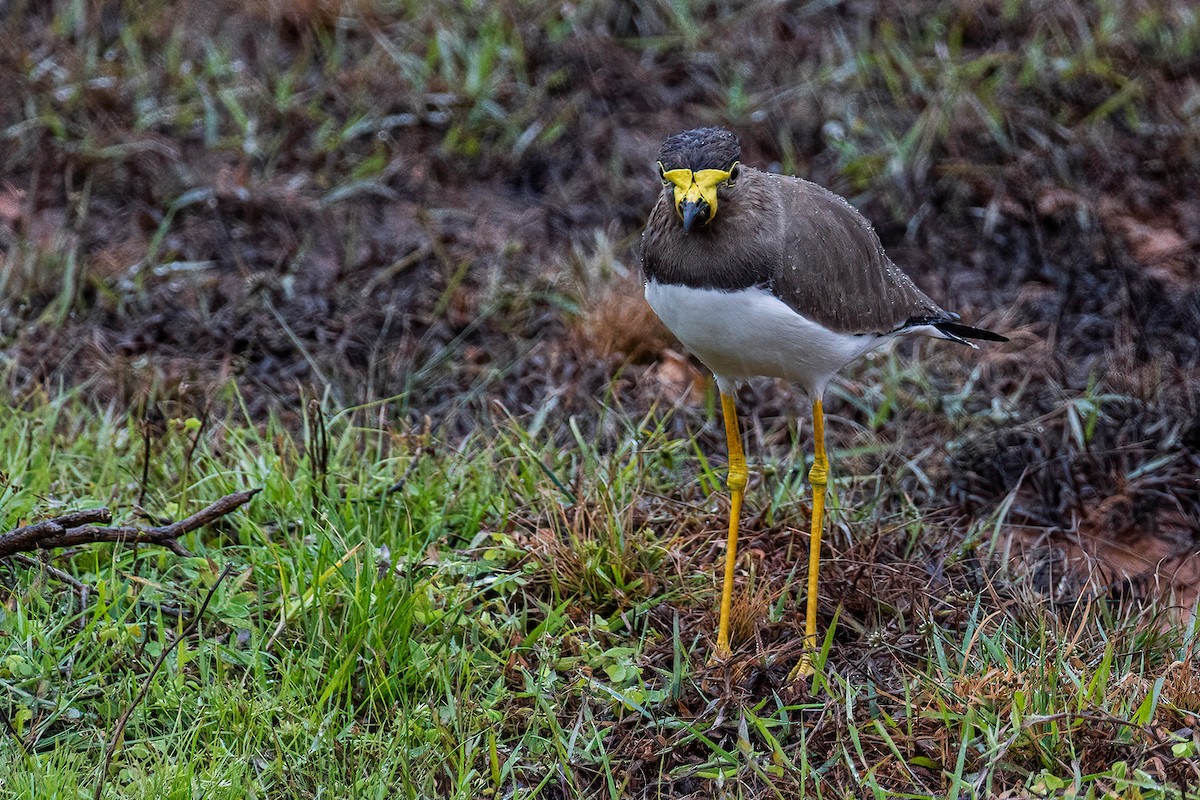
[659,162,736,225]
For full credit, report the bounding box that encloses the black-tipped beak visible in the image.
[680,200,709,233]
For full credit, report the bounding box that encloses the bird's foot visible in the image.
[786,651,815,684]
[706,644,733,667]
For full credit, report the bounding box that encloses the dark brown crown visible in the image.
[657,128,741,172]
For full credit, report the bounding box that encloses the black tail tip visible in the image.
[935,321,1009,343]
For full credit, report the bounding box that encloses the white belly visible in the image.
[644,280,884,396]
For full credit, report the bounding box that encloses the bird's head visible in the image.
[657,128,741,233]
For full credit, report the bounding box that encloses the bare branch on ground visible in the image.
[0,489,260,560]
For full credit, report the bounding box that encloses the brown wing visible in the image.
[763,173,950,334]
[641,168,954,335]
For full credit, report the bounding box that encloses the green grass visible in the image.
[2,389,1197,799]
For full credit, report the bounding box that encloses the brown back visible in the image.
[641,167,948,335]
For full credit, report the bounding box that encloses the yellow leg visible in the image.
[792,397,828,679]
[713,391,747,661]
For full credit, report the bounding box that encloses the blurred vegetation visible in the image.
[2,0,1197,421]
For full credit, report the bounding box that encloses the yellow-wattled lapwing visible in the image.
[640,127,1006,675]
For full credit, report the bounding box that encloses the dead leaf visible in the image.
[1035,187,1084,219]
[0,185,24,224]
[654,348,706,405]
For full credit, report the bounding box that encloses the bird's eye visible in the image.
[727,162,741,186]
[657,161,669,186]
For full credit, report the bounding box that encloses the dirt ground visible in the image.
[3,1,1199,615]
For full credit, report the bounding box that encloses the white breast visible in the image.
[644,280,886,397]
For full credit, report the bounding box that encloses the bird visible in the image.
[640,127,1006,676]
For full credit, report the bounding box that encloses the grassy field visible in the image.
[3,389,1197,798]
[3,0,1200,798]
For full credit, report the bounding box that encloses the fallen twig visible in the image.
[92,563,234,800]
[0,489,260,560]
